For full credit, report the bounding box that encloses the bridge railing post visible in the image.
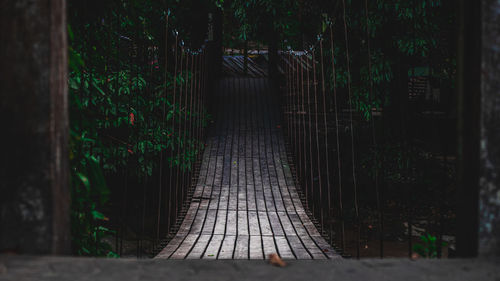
[0,0,70,254]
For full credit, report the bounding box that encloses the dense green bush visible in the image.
[68,0,210,256]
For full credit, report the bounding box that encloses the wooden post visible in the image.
[478,0,500,257]
[455,0,481,257]
[0,0,70,254]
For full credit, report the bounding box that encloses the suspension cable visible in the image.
[364,0,384,258]
[157,11,169,245]
[319,38,332,237]
[341,0,360,259]
[312,50,323,227]
[329,24,345,253]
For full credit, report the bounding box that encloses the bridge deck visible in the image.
[156,77,339,259]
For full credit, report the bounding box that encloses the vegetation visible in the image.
[67,0,457,257]
[413,233,448,258]
[67,0,210,256]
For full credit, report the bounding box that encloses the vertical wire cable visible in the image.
[141,34,154,258]
[174,48,184,223]
[133,23,141,258]
[168,34,178,234]
[185,52,190,207]
[363,0,384,258]
[198,51,204,147]
[312,50,323,227]
[156,11,169,246]
[300,55,309,209]
[329,24,345,252]
[285,53,289,142]
[190,52,195,167]
[287,53,292,146]
[198,52,203,146]
[408,0,417,259]
[294,53,300,183]
[292,54,298,171]
[342,0,360,259]
[196,53,201,148]
[180,52,189,213]
[191,54,198,181]
[113,10,121,254]
[195,53,201,148]
[296,54,303,188]
[319,38,332,237]
[306,53,315,215]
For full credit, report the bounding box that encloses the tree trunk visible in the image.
[0,0,70,254]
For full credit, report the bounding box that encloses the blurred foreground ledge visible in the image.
[0,255,499,281]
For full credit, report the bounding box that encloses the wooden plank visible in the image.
[170,234,199,259]
[287,212,309,237]
[299,235,328,260]
[230,154,239,188]
[155,235,184,258]
[202,234,224,259]
[228,185,238,211]
[248,211,261,236]
[287,235,311,259]
[237,210,249,236]
[201,209,217,235]
[258,211,273,236]
[274,236,295,259]
[238,184,247,211]
[186,235,212,259]
[271,185,286,212]
[263,185,276,212]
[226,210,238,236]
[249,235,264,259]
[176,203,200,236]
[277,211,297,237]
[189,208,208,235]
[213,209,227,235]
[262,236,278,258]
[267,212,284,236]
[218,235,236,259]
[217,185,229,210]
[207,185,220,210]
[296,211,321,237]
[310,235,339,259]
[238,154,246,187]
[233,235,249,259]
[247,183,257,211]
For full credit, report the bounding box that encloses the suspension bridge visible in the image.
[156,58,339,258]
[4,0,500,273]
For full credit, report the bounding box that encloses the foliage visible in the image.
[221,0,300,48]
[68,0,209,256]
[413,233,447,258]
[70,151,118,257]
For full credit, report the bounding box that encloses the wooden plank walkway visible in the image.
[222,56,267,78]
[156,77,339,260]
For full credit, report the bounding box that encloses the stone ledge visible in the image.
[0,255,499,281]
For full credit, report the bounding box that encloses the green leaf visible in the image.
[91,210,108,221]
[76,172,90,191]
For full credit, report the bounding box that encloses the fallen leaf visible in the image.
[268,253,286,267]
